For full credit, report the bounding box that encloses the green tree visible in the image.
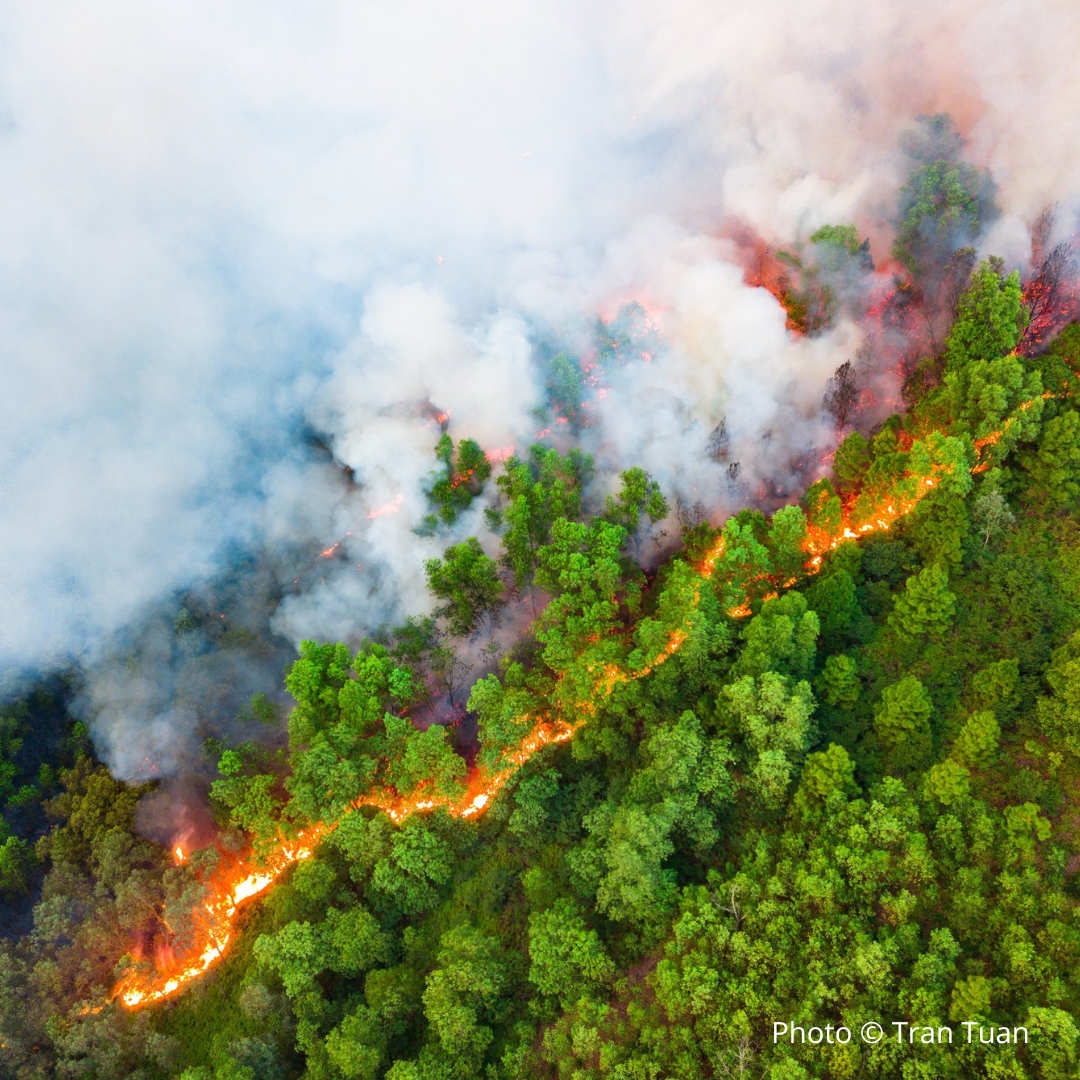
[421,924,507,1062]
[923,758,970,805]
[889,563,956,639]
[803,477,843,536]
[735,592,819,680]
[767,504,809,580]
[209,743,285,845]
[952,710,1000,769]
[906,489,970,568]
[528,898,615,1005]
[893,115,993,278]
[940,259,1041,457]
[533,518,627,703]
[1021,409,1080,507]
[804,569,858,648]
[468,664,542,775]
[949,975,992,1021]
[722,673,815,808]
[424,537,503,637]
[874,676,933,751]
[0,836,32,895]
[284,641,417,821]
[972,657,1020,709]
[1003,802,1051,859]
[381,715,467,801]
[509,771,559,840]
[490,446,590,596]
[371,816,455,916]
[832,431,871,496]
[602,467,669,560]
[971,487,1016,547]
[1037,631,1080,756]
[546,353,588,432]
[944,259,1026,370]
[712,518,773,611]
[253,919,324,1001]
[421,435,492,532]
[814,653,860,709]
[571,800,679,927]
[792,743,857,817]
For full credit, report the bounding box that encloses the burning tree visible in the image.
[419,434,492,534]
[1020,206,1079,354]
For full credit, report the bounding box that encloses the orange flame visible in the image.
[367,493,404,520]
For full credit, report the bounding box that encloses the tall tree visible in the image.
[889,563,957,640]
[1020,409,1080,507]
[424,537,503,638]
[602,467,669,560]
[873,675,933,751]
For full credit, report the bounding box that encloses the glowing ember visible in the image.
[367,493,404,520]
[485,444,515,464]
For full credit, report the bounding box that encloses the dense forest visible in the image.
[4,116,1080,1079]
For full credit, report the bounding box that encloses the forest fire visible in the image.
[114,828,327,1008]
[107,417,1008,1011]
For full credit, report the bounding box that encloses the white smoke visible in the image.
[2,0,1078,777]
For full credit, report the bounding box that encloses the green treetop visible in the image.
[889,563,957,639]
[873,675,933,750]
[424,537,503,638]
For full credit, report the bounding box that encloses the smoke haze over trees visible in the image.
[1,0,1079,779]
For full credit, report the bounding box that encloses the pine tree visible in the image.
[944,259,1026,369]
[1021,409,1080,507]
[923,758,970,805]
[874,676,933,750]
[952,710,1000,769]
[889,563,956,639]
[793,743,857,813]
[814,653,860,708]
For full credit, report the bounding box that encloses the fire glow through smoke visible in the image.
[109,417,996,1010]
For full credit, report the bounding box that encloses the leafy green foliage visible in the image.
[888,563,957,639]
[1020,409,1080,507]
[420,435,492,533]
[601,467,668,559]
[873,675,933,750]
[893,114,994,278]
[424,538,503,638]
[952,710,1000,769]
[923,757,970,805]
[528,898,614,1005]
[487,445,591,592]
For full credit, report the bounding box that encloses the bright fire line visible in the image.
[109,414,1005,1011]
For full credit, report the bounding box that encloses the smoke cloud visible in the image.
[2,0,1078,778]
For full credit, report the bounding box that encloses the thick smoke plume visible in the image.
[1,1,1079,779]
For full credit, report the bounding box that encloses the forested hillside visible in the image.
[4,121,1080,1080]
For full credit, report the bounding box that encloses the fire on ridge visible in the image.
[107,418,986,1011]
